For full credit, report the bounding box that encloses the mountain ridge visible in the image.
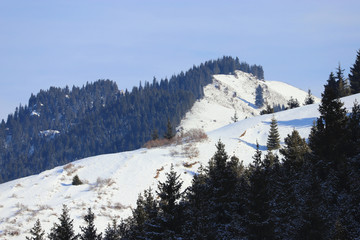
[0,74,349,239]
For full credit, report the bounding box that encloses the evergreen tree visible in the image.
[280,129,310,170]
[129,188,159,239]
[72,175,83,185]
[231,110,239,122]
[346,100,360,157]
[205,141,244,239]
[48,205,78,240]
[349,49,360,94]
[255,85,264,108]
[309,72,348,168]
[336,64,350,97]
[103,220,119,240]
[250,141,262,171]
[304,89,315,105]
[164,118,175,140]
[287,97,300,109]
[156,165,184,238]
[248,147,274,239]
[26,219,45,240]
[79,208,102,240]
[267,116,280,150]
[151,129,159,140]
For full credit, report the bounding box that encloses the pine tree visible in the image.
[48,205,78,240]
[304,89,315,105]
[72,175,83,185]
[156,165,184,238]
[251,141,262,169]
[309,72,348,167]
[231,110,239,122]
[287,97,300,109]
[26,219,45,240]
[129,188,159,238]
[336,64,350,97]
[103,220,119,240]
[349,49,360,94]
[346,100,360,157]
[151,129,159,140]
[79,208,102,240]
[280,129,310,170]
[164,118,174,140]
[267,116,280,150]
[255,85,264,108]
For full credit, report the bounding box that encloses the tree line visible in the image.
[0,57,264,183]
[27,64,360,239]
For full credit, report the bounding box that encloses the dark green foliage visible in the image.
[349,49,360,94]
[48,205,78,240]
[72,175,83,186]
[280,129,310,170]
[287,96,300,109]
[26,219,45,240]
[151,129,159,140]
[336,64,350,97]
[304,89,315,105]
[267,116,280,150]
[156,165,184,238]
[79,208,102,240]
[0,56,263,183]
[103,220,120,240]
[255,84,264,108]
[309,72,348,168]
[163,118,175,140]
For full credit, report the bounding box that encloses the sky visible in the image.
[1,0,360,121]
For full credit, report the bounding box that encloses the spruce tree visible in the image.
[79,208,102,240]
[336,64,350,97]
[26,219,45,240]
[309,72,348,167]
[255,85,264,108]
[304,89,315,105]
[267,116,280,150]
[349,49,360,94]
[280,129,310,170]
[231,110,239,122]
[164,118,174,140]
[48,205,78,240]
[251,141,262,169]
[103,220,119,240]
[287,97,300,109]
[156,165,184,238]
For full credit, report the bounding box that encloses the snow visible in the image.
[0,70,357,239]
[30,111,40,117]
[39,130,60,138]
[179,71,319,132]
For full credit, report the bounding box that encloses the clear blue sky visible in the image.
[1,0,360,121]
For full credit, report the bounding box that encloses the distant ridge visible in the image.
[0,56,263,183]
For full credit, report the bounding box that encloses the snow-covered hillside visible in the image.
[180,71,319,132]
[1,75,356,239]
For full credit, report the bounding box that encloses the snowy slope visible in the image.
[1,80,356,239]
[179,70,319,132]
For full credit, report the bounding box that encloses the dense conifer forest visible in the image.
[0,56,264,183]
[25,49,360,240]
[27,71,360,239]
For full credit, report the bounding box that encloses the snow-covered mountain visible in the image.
[180,71,318,132]
[2,72,354,239]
